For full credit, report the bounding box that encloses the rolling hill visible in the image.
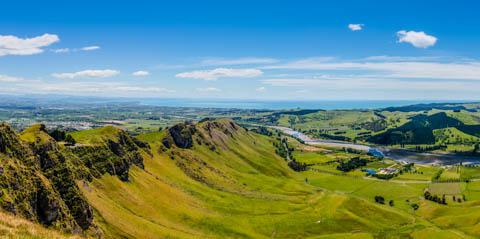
[0,118,477,238]
[367,112,480,146]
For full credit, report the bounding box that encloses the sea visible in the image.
[137,99,470,110]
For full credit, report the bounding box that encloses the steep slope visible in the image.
[0,123,82,233]
[1,119,468,238]
[77,119,421,238]
[20,125,94,231]
[0,210,82,239]
[69,126,146,181]
[0,123,148,237]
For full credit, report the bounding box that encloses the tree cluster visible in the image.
[424,191,447,205]
[337,157,367,172]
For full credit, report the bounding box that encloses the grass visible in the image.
[428,183,463,195]
[277,110,380,139]
[70,126,121,145]
[14,118,480,238]
[19,124,52,144]
[433,127,480,146]
[0,210,81,239]
[437,166,462,181]
[77,120,467,238]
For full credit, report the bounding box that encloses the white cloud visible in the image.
[261,77,480,92]
[0,75,24,82]
[132,70,150,76]
[264,57,480,80]
[5,80,175,97]
[362,55,441,62]
[52,45,100,53]
[0,34,59,56]
[255,86,266,92]
[397,30,437,48]
[176,68,263,80]
[52,69,119,79]
[348,24,364,31]
[113,86,174,93]
[52,48,70,53]
[201,57,278,66]
[196,87,221,92]
[81,45,100,51]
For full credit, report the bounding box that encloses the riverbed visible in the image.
[273,126,480,165]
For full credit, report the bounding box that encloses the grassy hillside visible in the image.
[0,210,82,239]
[3,118,480,238]
[74,119,471,238]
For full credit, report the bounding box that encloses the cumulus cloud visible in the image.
[176,68,263,80]
[397,30,437,48]
[201,57,278,66]
[132,70,150,76]
[52,69,119,79]
[0,34,59,56]
[196,87,221,92]
[81,45,100,51]
[348,24,364,31]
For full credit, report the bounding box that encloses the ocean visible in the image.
[137,99,467,110]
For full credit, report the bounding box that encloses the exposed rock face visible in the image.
[0,123,148,234]
[22,125,94,231]
[168,122,196,148]
[0,123,31,160]
[0,118,246,236]
[71,129,145,182]
[0,124,80,232]
[162,118,243,150]
[161,118,245,188]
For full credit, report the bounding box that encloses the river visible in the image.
[273,126,480,165]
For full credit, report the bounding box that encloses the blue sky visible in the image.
[1,0,480,100]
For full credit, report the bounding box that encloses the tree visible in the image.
[65,134,76,146]
[389,200,394,207]
[49,129,66,141]
[411,203,419,211]
[374,195,385,204]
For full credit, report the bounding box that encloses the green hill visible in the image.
[368,112,480,146]
[0,118,478,238]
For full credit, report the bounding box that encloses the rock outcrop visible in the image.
[71,129,145,181]
[0,124,80,232]
[167,122,196,148]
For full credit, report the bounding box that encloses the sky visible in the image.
[1,0,480,101]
